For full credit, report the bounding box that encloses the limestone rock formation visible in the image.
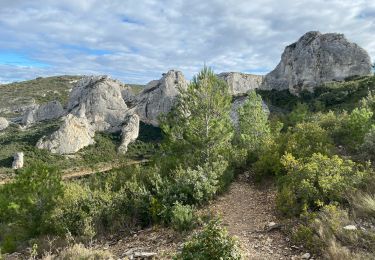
[218,72,264,96]
[36,114,95,154]
[0,117,9,131]
[12,152,24,169]
[135,70,188,126]
[118,114,140,154]
[37,76,136,154]
[262,31,372,95]
[121,86,136,107]
[67,75,128,132]
[22,100,64,126]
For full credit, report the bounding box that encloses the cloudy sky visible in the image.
[0,0,374,84]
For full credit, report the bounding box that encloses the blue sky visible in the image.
[0,0,374,84]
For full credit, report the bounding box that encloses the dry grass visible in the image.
[43,244,113,260]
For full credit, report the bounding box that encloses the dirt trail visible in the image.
[0,159,149,185]
[208,174,301,259]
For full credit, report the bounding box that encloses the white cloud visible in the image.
[0,0,374,84]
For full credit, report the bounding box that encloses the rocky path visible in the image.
[208,174,305,259]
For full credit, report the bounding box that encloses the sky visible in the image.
[0,0,374,84]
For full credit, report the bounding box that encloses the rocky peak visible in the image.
[135,70,188,126]
[262,31,372,95]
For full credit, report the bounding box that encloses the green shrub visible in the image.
[277,153,370,216]
[336,107,373,150]
[287,102,309,126]
[360,125,375,161]
[175,219,241,260]
[170,202,196,232]
[252,120,284,178]
[163,160,228,206]
[292,224,323,254]
[285,122,334,159]
[0,163,63,252]
[51,183,112,239]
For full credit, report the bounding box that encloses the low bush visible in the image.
[162,160,229,206]
[277,153,371,216]
[335,107,373,150]
[175,219,241,260]
[284,122,334,159]
[170,202,196,232]
[0,163,63,252]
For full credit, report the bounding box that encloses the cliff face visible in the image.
[217,72,264,96]
[262,31,372,95]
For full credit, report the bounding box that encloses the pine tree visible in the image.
[238,91,270,154]
[160,67,233,168]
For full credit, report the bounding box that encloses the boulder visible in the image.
[67,75,128,132]
[262,31,372,95]
[218,72,264,95]
[36,114,95,154]
[118,114,140,154]
[135,70,188,126]
[22,100,64,125]
[12,152,24,169]
[0,117,9,131]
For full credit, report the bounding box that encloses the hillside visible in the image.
[0,76,80,118]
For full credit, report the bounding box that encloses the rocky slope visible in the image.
[262,31,372,95]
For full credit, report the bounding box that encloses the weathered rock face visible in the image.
[36,114,95,154]
[37,76,138,154]
[121,86,136,107]
[12,152,24,169]
[67,76,128,132]
[218,72,264,96]
[135,70,188,126]
[0,117,9,131]
[22,100,64,126]
[230,96,269,129]
[118,114,140,154]
[262,31,372,95]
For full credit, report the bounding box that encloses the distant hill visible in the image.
[0,76,145,118]
[0,76,80,118]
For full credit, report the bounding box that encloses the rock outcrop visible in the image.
[135,70,188,126]
[0,117,9,131]
[22,100,64,126]
[12,152,24,169]
[218,72,264,96]
[36,114,95,154]
[121,86,137,107]
[67,75,128,132]
[118,114,140,154]
[262,31,372,95]
[37,76,137,154]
